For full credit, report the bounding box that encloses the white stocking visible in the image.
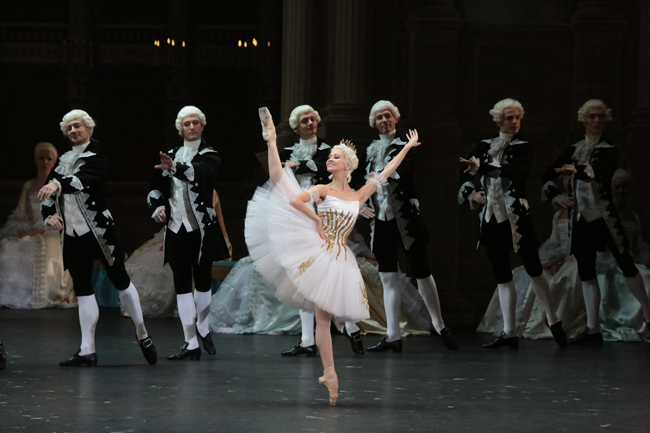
[118,283,148,340]
[380,272,401,342]
[625,274,650,322]
[416,276,445,333]
[497,281,516,337]
[77,295,99,355]
[194,290,212,338]
[530,275,559,325]
[299,309,315,346]
[176,293,199,350]
[345,321,360,335]
[581,278,601,332]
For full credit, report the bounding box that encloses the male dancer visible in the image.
[148,106,229,360]
[541,99,650,344]
[279,104,365,356]
[38,109,157,366]
[362,100,457,352]
[459,98,567,349]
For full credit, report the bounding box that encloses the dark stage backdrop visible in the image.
[1,0,649,325]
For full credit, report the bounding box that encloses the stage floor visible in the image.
[0,309,648,433]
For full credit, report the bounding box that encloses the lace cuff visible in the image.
[309,187,321,203]
[147,190,163,206]
[365,173,388,191]
[468,156,480,176]
[151,206,165,222]
[162,162,177,178]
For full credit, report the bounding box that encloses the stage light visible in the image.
[238,40,242,47]
[182,41,186,47]
[172,39,175,46]
[267,41,271,47]
[244,41,248,47]
[253,38,258,47]
[167,38,170,44]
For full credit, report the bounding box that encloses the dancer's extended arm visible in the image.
[357,129,421,205]
[289,185,328,241]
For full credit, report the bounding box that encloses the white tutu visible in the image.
[245,168,370,322]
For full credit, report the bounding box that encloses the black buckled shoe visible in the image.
[483,332,518,349]
[59,349,98,367]
[546,320,568,348]
[0,342,6,370]
[367,335,403,353]
[198,329,216,355]
[167,342,201,361]
[281,341,317,357]
[345,329,365,355]
[438,327,459,351]
[138,336,158,365]
[568,328,603,345]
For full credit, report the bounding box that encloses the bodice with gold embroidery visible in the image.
[316,196,359,261]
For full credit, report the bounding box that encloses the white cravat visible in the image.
[372,129,397,221]
[290,136,319,189]
[63,142,91,237]
[574,134,602,222]
[484,132,513,224]
[168,139,201,234]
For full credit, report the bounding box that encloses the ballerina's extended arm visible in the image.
[356,129,422,205]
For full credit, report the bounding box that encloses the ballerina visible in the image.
[245,107,421,405]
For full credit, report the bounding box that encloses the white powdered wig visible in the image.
[330,143,359,183]
[577,99,612,122]
[289,105,321,131]
[60,109,96,136]
[489,98,524,123]
[34,142,58,159]
[612,168,632,186]
[175,106,207,136]
[369,100,400,128]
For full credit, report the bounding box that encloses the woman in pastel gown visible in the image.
[0,142,75,309]
[245,107,421,405]
[478,169,650,342]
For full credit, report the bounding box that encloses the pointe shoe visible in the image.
[0,342,6,370]
[281,341,318,357]
[258,107,276,142]
[197,328,216,355]
[546,320,568,348]
[483,332,518,349]
[318,367,339,406]
[568,328,603,345]
[167,342,201,361]
[437,327,459,351]
[59,349,98,367]
[345,328,364,355]
[367,335,402,353]
[138,335,158,365]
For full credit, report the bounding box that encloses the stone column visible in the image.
[66,0,92,108]
[165,0,189,147]
[405,1,474,325]
[278,0,315,146]
[570,0,627,139]
[627,2,650,235]
[319,0,369,141]
[628,1,650,142]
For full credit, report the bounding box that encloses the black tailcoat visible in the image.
[148,139,229,265]
[40,139,124,268]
